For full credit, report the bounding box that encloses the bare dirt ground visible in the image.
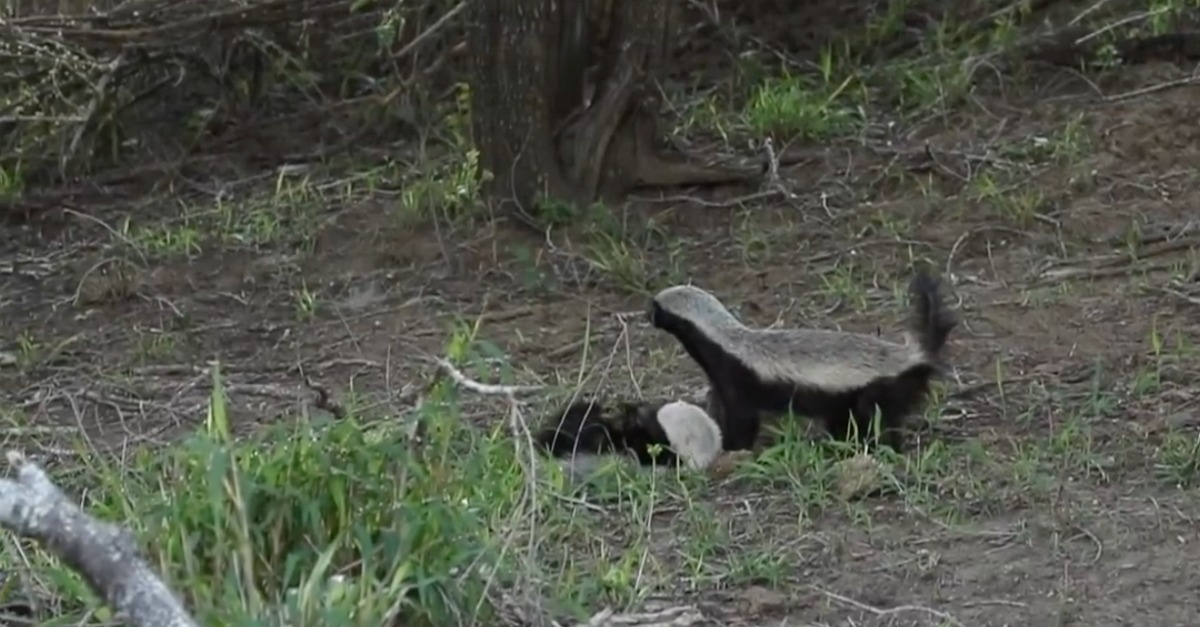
[5,0,1200,625]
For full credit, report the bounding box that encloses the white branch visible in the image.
[572,604,706,626]
[0,451,199,627]
[434,358,543,395]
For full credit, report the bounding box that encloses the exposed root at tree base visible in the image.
[560,89,761,203]
[631,146,762,190]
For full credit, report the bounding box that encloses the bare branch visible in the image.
[434,358,544,395]
[0,451,199,627]
[571,604,707,626]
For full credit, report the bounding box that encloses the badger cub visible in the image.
[534,397,724,472]
[650,269,958,453]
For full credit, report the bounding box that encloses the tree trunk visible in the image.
[468,0,759,223]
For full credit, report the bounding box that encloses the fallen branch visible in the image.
[0,451,199,627]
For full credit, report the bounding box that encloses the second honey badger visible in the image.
[535,397,724,472]
[649,270,958,453]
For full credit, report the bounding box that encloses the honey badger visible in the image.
[649,270,958,453]
[534,397,724,472]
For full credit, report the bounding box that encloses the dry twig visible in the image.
[569,604,706,627]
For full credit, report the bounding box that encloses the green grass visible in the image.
[6,307,1200,625]
[7,273,1200,626]
[26,369,527,626]
[0,347,723,626]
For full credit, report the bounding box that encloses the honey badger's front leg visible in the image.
[702,387,763,479]
[704,387,778,452]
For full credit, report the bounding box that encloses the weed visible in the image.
[6,340,682,625]
[742,60,863,141]
[293,281,319,321]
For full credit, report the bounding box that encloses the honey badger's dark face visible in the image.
[648,299,687,336]
[647,300,666,329]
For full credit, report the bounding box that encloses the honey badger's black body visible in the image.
[650,271,958,453]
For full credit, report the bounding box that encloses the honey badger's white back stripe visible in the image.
[656,401,722,470]
[653,286,928,392]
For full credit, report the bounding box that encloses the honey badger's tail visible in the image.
[907,269,958,362]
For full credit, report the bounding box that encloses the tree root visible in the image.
[558,79,760,203]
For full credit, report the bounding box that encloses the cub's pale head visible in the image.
[654,400,722,470]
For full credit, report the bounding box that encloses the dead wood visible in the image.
[0,450,199,627]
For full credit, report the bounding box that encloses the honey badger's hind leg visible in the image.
[847,364,941,453]
[846,390,897,453]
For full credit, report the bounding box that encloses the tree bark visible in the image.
[468,0,760,223]
[467,0,578,215]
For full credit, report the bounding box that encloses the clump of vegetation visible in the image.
[10,366,522,625]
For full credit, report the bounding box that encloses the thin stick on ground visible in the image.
[571,603,707,626]
[434,358,544,395]
[809,584,962,626]
[0,450,199,627]
[303,376,348,419]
